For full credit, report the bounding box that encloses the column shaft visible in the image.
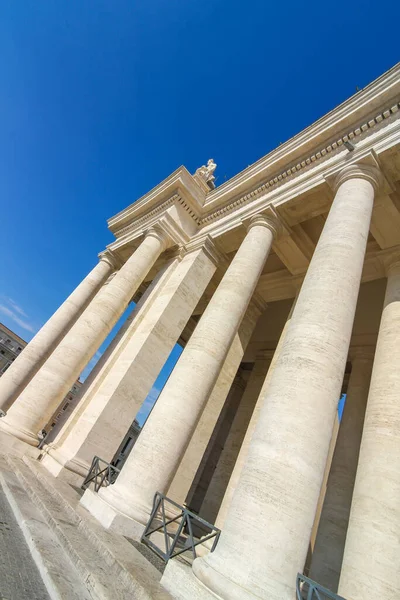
[43,246,217,477]
[199,354,271,524]
[339,263,400,600]
[309,350,373,591]
[215,299,295,530]
[42,299,138,447]
[0,256,114,413]
[44,256,176,450]
[0,229,168,445]
[167,302,261,507]
[98,215,276,527]
[193,164,379,600]
[188,372,248,515]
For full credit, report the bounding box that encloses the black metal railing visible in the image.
[141,492,220,563]
[296,574,346,600]
[81,456,120,492]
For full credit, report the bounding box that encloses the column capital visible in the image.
[144,224,171,251]
[379,248,400,276]
[332,163,382,193]
[244,206,283,238]
[98,249,121,270]
[323,150,390,194]
[182,235,228,268]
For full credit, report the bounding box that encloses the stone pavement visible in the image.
[0,484,50,600]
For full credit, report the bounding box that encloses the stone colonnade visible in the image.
[0,227,169,445]
[2,160,399,599]
[192,164,380,600]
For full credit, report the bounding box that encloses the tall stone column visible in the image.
[42,243,218,478]
[215,297,296,530]
[187,372,248,515]
[193,163,381,600]
[309,348,374,592]
[43,256,177,451]
[166,300,262,508]
[0,253,116,413]
[339,259,400,600]
[89,213,279,533]
[0,226,170,446]
[41,299,138,447]
[199,352,272,524]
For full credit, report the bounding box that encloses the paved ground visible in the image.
[126,537,166,574]
[0,484,50,600]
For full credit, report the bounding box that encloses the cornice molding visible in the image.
[203,64,400,204]
[199,101,399,226]
[108,166,206,232]
[106,69,400,253]
[183,235,228,268]
[113,192,202,240]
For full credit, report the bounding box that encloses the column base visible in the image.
[0,418,39,446]
[161,558,218,600]
[40,451,85,487]
[192,555,295,600]
[192,556,256,600]
[0,428,41,459]
[80,488,146,540]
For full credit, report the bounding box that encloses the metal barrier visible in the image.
[81,456,120,492]
[141,492,220,563]
[296,574,346,600]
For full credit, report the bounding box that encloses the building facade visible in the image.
[0,323,25,376]
[0,64,400,600]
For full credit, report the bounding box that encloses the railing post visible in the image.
[296,574,347,600]
[140,492,220,564]
[81,456,120,492]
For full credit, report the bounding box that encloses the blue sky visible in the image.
[0,1,398,424]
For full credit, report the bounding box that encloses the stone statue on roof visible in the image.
[194,159,217,190]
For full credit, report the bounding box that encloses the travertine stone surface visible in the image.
[41,294,139,448]
[199,352,271,524]
[187,373,248,515]
[339,261,400,600]
[167,302,261,508]
[309,349,374,592]
[0,255,115,413]
[193,165,380,600]
[48,256,177,456]
[43,246,217,477]
[0,228,169,446]
[96,215,277,527]
[215,299,296,530]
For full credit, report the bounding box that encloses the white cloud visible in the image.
[6,297,28,317]
[0,297,36,333]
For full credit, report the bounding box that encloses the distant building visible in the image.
[0,323,25,375]
[42,378,83,439]
[111,419,142,470]
[0,322,82,436]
